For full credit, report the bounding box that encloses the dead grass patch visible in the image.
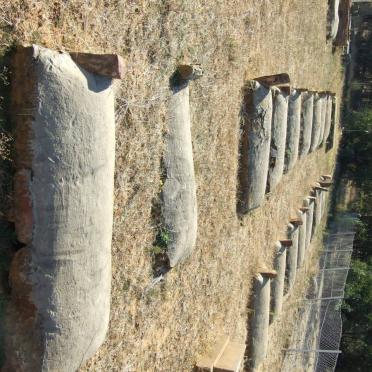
[0,1,344,371]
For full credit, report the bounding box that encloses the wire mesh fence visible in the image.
[282,213,357,372]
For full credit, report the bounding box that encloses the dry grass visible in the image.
[0,1,344,371]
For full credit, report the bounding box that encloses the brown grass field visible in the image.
[0,1,344,371]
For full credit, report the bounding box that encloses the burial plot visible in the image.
[310,93,322,152]
[296,211,307,268]
[284,90,301,172]
[267,87,288,192]
[162,65,202,267]
[318,93,328,147]
[250,270,277,371]
[286,223,299,291]
[327,95,337,151]
[271,241,288,320]
[238,81,272,213]
[299,91,314,158]
[9,45,119,371]
[323,94,333,146]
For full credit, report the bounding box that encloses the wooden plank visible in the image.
[319,181,333,188]
[257,269,277,279]
[255,73,290,87]
[70,52,125,79]
[280,239,293,247]
[313,185,329,192]
[290,218,303,226]
[214,341,246,372]
[196,335,230,371]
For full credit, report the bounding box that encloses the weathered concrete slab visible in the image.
[310,93,322,152]
[314,182,330,222]
[320,183,330,219]
[8,45,116,371]
[267,87,288,192]
[297,210,307,267]
[271,241,287,320]
[299,91,314,158]
[250,273,271,371]
[327,95,337,150]
[163,67,200,266]
[13,169,32,244]
[286,223,299,292]
[307,196,317,242]
[304,197,315,248]
[334,0,352,46]
[323,95,333,145]
[313,188,323,232]
[318,94,328,147]
[328,0,340,40]
[238,81,272,213]
[285,90,301,172]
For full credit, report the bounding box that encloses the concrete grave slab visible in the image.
[328,0,341,40]
[318,93,328,147]
[299,91,314,158]
[310,93,322,152]
[271,241,287,320]
[286,223,299,292]
[285,90,301,172]
[313,188,323,232]
[267,87,288,192]
[303,197,315,249]
[327,95,337,150]
[8,45,116,371]
[250,272,272,371]
[323,95,333,145]
[334,0,352,47]
[238,81,272,213]
[163,65,201,267]
[307,196,317,242]
[297,210,307,268]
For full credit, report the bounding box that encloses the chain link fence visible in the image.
[282,213,357,372]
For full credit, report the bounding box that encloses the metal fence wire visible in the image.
[281,213,357,372]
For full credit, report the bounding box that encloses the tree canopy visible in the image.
[336,107,372,371]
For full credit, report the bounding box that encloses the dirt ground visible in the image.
[0,1,344,371]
